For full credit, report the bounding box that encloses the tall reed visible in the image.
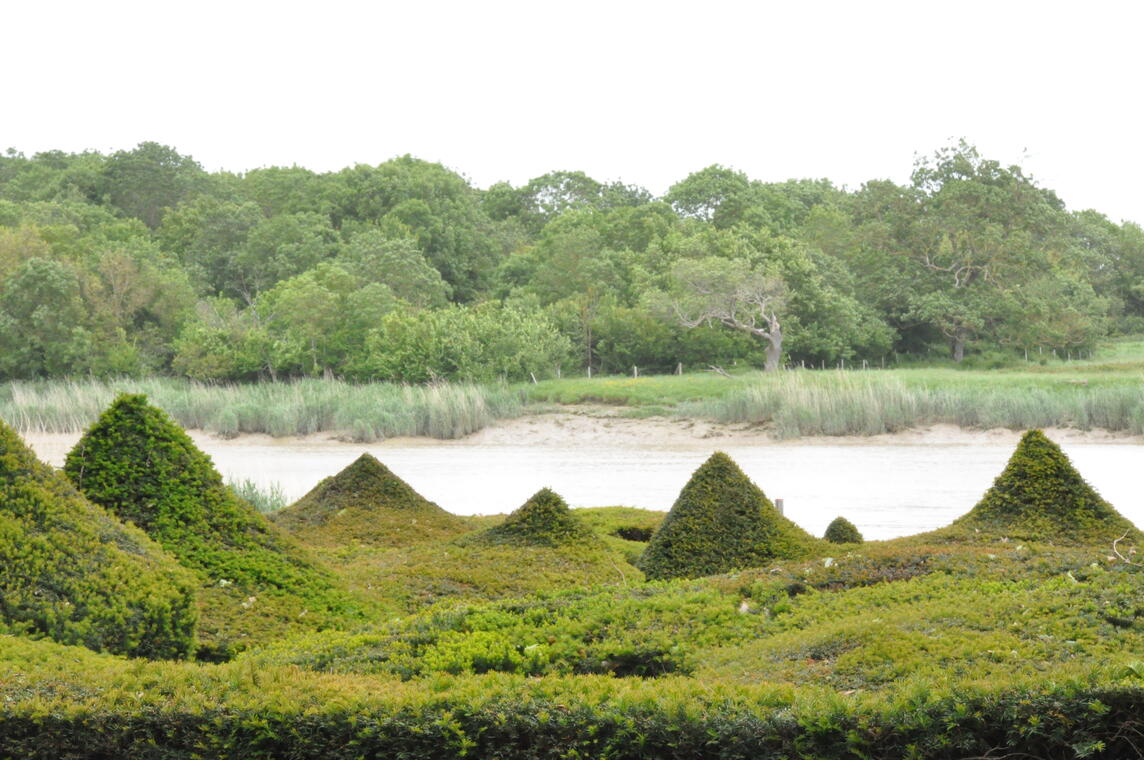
[677,371,1144,438]
[0,378,528,441]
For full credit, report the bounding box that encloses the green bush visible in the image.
[475,488,598,547]
[62,394,364,656]
[823,516,863,544]
[0,419,197,659]
[272,453,468,546]
[639,452,819,580]
[948,429,1143,545]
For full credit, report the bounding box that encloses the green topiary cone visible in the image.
[0,418,198,659]
[272,453,468,546]
[64,394,363,658]
[477,487,598,547]
[951,429,1141,545]
[639,452,817,580]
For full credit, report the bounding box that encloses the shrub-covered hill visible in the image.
[0,419,197,659]
[938,429,1143,546]
[62,394,366,658]
[271,453,469,547]
[640,452,820,580]
[1,532,1143,758]
[473,488,598,547]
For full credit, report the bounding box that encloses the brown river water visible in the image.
[26,417,1144,542]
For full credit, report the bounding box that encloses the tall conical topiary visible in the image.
[824,516,863,544]
[640,452,817,580]
[0,419,197,659]
[64,394,361,657]
[477,487,597,547]
[272,453,467,546]
[950,429,1141,545]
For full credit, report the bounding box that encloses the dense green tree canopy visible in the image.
[0,140,1134,381]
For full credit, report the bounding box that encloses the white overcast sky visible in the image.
[4,1,1142,223]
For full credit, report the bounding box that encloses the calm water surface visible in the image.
[28,434,1142,541]
[201,438,1143,541]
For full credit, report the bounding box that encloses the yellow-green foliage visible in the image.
[327,538,639,612]
[62,394,364,657]
[0,420,197,659]
[1,538,1143,758]
[271,453,468,547]
[475,488,598,547]
[823,516,863,544]
[945,429,1143,545]
[640,452,819,580]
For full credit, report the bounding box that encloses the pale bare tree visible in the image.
[667,257,787,371]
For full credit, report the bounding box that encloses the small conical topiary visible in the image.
[0,419,198,659]
[639,452,817,580]
[477,488,597,547]
[950,429,1141,545]
[64,394,361,657]
[824,516,863,544]
[272,453,467,546]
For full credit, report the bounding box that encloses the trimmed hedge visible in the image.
[823,516,863,544]
[272,452,468,547]
[0,634,1141,760]
[640,452,818,580]
[0,419,197,659]
[476,488,599,547]
[63,394,363,657]
[950,429,1142,545]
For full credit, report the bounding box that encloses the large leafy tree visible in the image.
[861,142,1098,360]
[100,142,206,229]
[0,257,92,377]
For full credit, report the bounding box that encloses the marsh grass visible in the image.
[227,478,289,514]
[0,378,527,440]
[678,370,1144,438]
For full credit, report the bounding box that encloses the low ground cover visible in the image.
[1,400,1142,757]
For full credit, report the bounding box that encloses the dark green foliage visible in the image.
[476,488,598,547]
[63,394,362,655]
[950,429,1142,545]
[639,452,818,580]
[0,419,197,658]
[271,453,468,546]
[823,516,863,544]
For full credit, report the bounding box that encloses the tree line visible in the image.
[0,140,1139,382]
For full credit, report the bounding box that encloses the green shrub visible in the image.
[947,429,1143,545]
[271,453,468,546]
[823,516,863,544]
[63,394,364,656]
[639,452,819,580]
[475,488,598,547]
[0,419,197,659]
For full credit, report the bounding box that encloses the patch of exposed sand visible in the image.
[20,409,1143,467]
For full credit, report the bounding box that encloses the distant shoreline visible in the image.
[23,411,1144,468]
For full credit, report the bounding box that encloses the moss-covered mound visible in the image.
[824,516,863,544]
[475,488,598,547]
[272,453,468,547]
[63,394,362,657]
[0,419,197,659]
[639,452,818,580]
[946,429,1142,545]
